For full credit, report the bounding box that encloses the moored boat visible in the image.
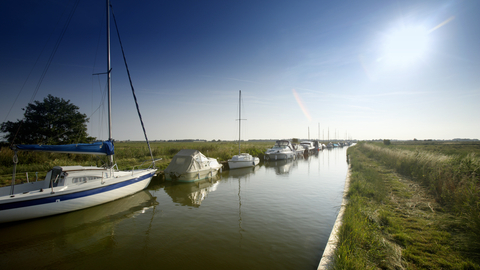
[264,140,296,160]
[300,141,315,154]
[229,153,260,169]
[0,161,155,223]
[292,143,306,156]
[164,149,222,182]
[228,91,260,169]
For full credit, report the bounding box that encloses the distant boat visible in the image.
[300,141,315,154]
[164,149,222,182]
[313,141,323,151]
[0,0,157,223]
[228,91,260,169]
[292,143,306,156]
[264,140,296,160]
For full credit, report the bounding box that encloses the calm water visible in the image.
[0,146,349,270]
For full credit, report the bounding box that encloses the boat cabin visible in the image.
[47,166,106,187]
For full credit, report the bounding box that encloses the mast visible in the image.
[238,90,241,155]
[107,0,113,166]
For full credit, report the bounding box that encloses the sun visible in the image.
[381,25,429,66]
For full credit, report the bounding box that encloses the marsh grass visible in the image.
[333,142,480,269]
[0,140,273,186]
[361,143,480,224]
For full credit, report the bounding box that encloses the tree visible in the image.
[1,95,95,145]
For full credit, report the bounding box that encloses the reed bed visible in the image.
[361,143,480,217]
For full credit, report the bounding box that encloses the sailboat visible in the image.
[227,91,260,169]
[0,0,157,223]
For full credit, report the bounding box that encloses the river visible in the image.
[0,146,350,270]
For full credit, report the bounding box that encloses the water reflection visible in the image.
[264,159,297,175]
[0,190,157,268]
[163,176,221,207]
[0,146,351,270]
[227,166,259,247]
[228,165,258,178]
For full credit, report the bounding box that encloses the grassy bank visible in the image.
[0,140,274,187]
[332,142,480,269]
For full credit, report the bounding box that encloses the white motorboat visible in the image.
[228,91,260,169]
[264,140,296,160]
[164,149,223,182]
[300,141,315,154]
[0,0,157,223]
[291,143,305,156]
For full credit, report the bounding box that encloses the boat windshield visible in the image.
[275,141,289,147]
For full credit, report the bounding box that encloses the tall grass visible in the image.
[359,142,480,258]
[334,143,480,269]
[333,145,400,269]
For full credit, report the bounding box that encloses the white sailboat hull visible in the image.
[0,169,156,223]
[228,154,260,169]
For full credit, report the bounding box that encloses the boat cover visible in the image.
[15,141,114,155]
[164,149,211,177]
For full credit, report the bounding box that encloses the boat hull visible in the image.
[164,168,221,182]
[228,158,260,169]
[0,170,156,223]
[264,152,295,160]
[228,154,260,170]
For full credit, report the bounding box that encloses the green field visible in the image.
[333,141,480,269]
[0,140,275,187]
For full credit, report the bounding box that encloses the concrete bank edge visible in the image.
[317,157,351,270]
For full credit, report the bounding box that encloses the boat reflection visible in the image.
[0,190,157,251]
[163,175,221,207]
[264,159,296,175]
[228,165,259,178]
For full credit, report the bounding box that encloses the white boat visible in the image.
[228,90,260,170]
[264,140,296,160]
[300,141,315,154]
[164,149,223,182]
[314,141,323,151]
[292,143,306,156]
[0,0,157,223]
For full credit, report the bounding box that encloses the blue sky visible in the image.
[1,0,479,141]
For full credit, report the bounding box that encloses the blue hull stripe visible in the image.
[0,172,154,211]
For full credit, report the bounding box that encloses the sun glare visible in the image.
[382,26,429,66]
